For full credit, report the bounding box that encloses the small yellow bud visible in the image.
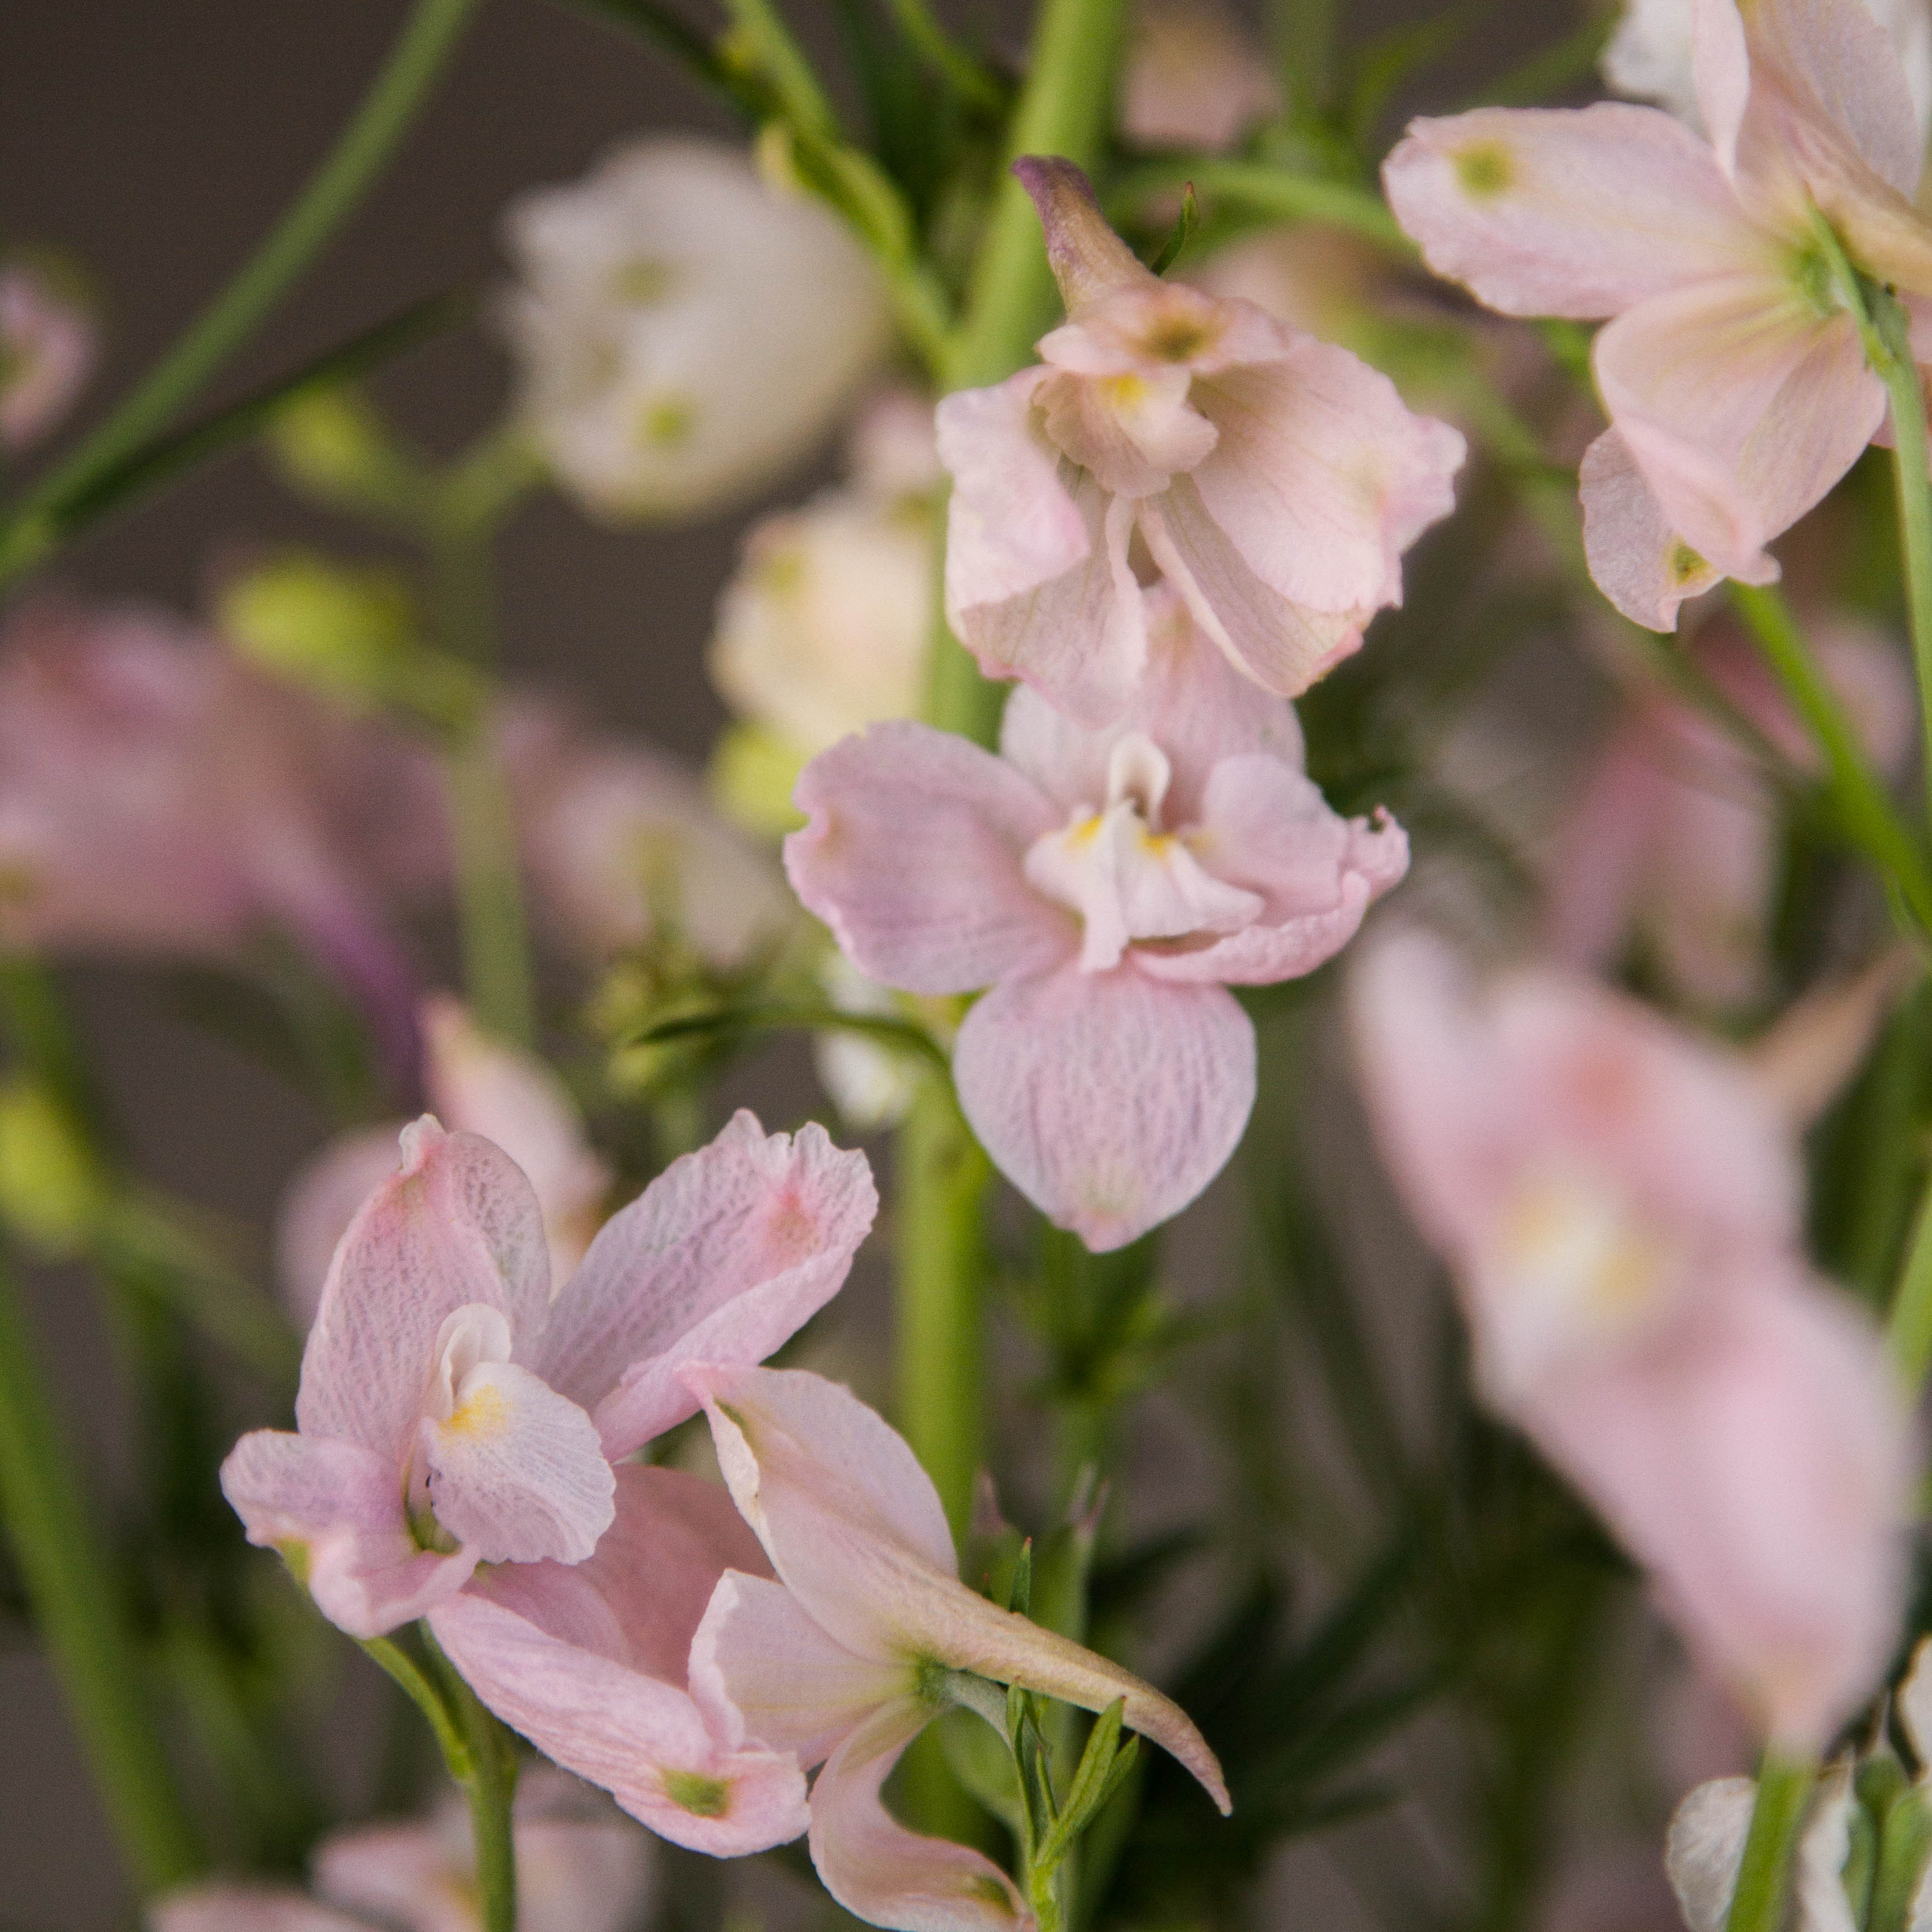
[219,553,419,712]
[268,386,405,508]
[0,1079,103,1258]
[707,722,807,837]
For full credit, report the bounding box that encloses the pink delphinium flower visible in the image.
[1351,931,1910,1750]
[1117,0,1280,153]
[277,994,614,1332]
[1544,618,1912,1010]
[936,157,1464,727]
[683,1365,1230,1930]
[151,1769,653,1932]
[0,257,96,451]
[1384,0,1932,630]
[0,598,429,1079]
[786,590,1409,1250]
[221,1109,875,1639]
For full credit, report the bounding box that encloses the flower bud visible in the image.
[0,1078,102,1258]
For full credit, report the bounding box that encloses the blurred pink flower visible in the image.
[151,1768,653,1932]
[276,993,614,1332]
[1117,0,1280,153]
[1543,618,1912,1009]
[0,257,96,450]
[1385,0,1932,629]
[0,599,434,1079]
[1351,932,1910,1750]
[684,1365,1230,1930]
[785,591,1408,1249]
[221,1109,875,1637]
[936,158,1464,727]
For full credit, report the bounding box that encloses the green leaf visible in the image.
[1147,183,1199,276]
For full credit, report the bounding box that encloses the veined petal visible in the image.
[532,1111,877,1455]
[1383,103,1772,318]
[1187,339,1465,614]
[1596,278,1883,574]
[296,1119,552,1467]
[1665,1776,1758,1932]
[809,1696,1033,1932]
[690,1568,906,1765]
[1035,365,1217,498]
[219,1430,476,1639]
[785,722,1068,993]
[690,1366,1231,1813]
[954,962,1256,1252]
[419,1352,614,1566]
[1576,428,1755,632]
[1139,487,1368,698]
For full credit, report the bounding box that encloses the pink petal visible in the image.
[785,723,1068,995]
[808,1696,1034,1932]
[275,1125,406,1336]
[220,1431,477,1639]
[690,1568,906,1764]
[690,1366,1232,1813]
[1541,714,1670,970]
[1577,428,1748,632]
[1186,339,1465,615]
[953,962,1256,1251]
[1012,157,1153,312]
[149,1887,372,1932]
[429,1466,807,1854]
[1645,761,1779,1011]
[1595,278,1883,574]
[296,1119,552,1469]
[533,1110,878,1456]
[1523,1269,1909,1749]
[1139,486,1372,698]
[419,1355,614,1566]
[1035,364,1218,498]
[997,586,1306,821]
[1383,103,1770,318]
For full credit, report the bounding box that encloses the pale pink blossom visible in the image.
[1351,932,1911,1750]
[151,1769,654,1932]
[1543,618,1912,1008]
[785,591,1408,1249]
[0,598,428,1078]
[0,257,96,450]
[936,158,1464,727]
[276,994,614,1332]
[508,704,794,969]
[427,1461,812,1852]
[1117,0,1280,153]
[684,1365,1230,1931]
[221,1109,875,1639]
[1384,0,1932,629]
[501,139,892,522]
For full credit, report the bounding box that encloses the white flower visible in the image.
[0,258,95,451]
[1117,0,1280,153]
[709,391,939,760]
[500,139,893,520]
[813,955,922,1130]
[1604,0,1932,140]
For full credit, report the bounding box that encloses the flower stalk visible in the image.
[1724,1753,1816,1932]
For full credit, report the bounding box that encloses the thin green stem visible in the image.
[1887,1177,1932,1387]
[877,0,1003,111]
[895,1074,991,1540]
[0,0,482,589]
[1725,1754,1816,1932]
[0,1247,201,1895]
[1730,582,1932,933]
[1106,159,1413,254]
[359,1636,472,1777]
[426,1630,519,1932]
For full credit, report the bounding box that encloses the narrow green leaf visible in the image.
[1148,184,1199,276]
[1006,1537,1034,1617]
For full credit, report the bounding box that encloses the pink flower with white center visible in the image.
[151,1769,654,1932]
[0,256,96,451]
[428,1464,812,1851]
[683,1366,1230,1931]
[1543,617,1912,1010]
[220,1108,875,1641]
[1351,932,1911,1750]
[1384,0,1932,631]
[785,593,1409,1251]
[277,994,615,1333]
[936,158,1465,728]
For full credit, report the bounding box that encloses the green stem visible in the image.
[0,1248,201,1895]
[895,1074,990,1540]
[0,0,483,589]
[1729,582,1932,933]
[877,0,1003,111]
[1872,291,1932,823]
[1887,1175,1932,1387]
[1106,159,1413,254]
[427,1631,519,1932]
[1725,1754,1816,1932]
